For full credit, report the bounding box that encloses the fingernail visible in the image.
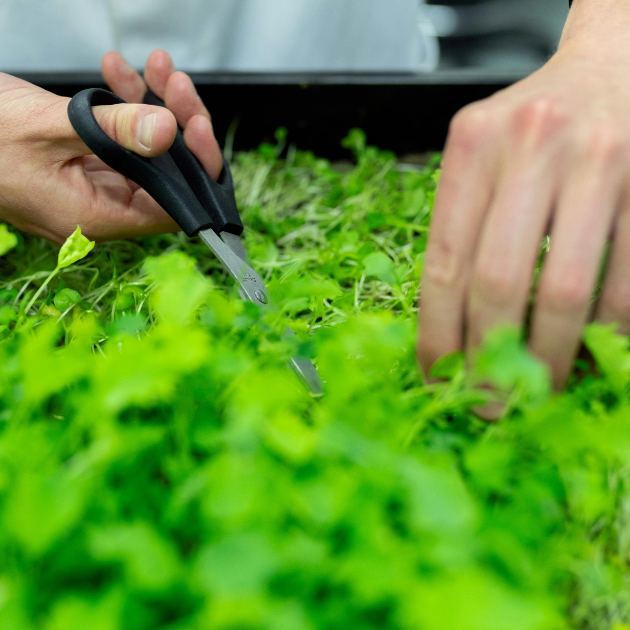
[137,113,157,152]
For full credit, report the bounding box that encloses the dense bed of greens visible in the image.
[1,130,630,630]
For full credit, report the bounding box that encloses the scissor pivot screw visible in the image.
[254,290,268,304]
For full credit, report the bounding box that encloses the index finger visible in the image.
[101,51,147,104]
[417,104,498,374]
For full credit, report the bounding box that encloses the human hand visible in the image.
[0,49,221,243]
[417,0,630,394]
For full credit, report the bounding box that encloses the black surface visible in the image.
[17,70,526,86]
[42,73,514,159]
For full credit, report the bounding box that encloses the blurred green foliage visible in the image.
[0,131,629,629]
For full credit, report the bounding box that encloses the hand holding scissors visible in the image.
[68,87,323,395]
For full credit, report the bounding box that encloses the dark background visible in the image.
[25,73,513,159]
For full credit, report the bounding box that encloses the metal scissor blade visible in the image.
[198,228,324,395]
[199,228,270,307]
[220,231,251,266]
[284,328,323,396]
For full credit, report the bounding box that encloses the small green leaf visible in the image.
[274,127,288,144]
[115,292,135,311]
[57,226,95,270]
[363,252,398,287]
[584,322,630,392]
[0,224,17,256]
[430,351,464,380]
[0,305,17,325]
[0,288,18,304]
[109,314,146,337]
[341,128,367,159]
[144,251,210,325]
[472,326,550,402]
[53,289,81,311]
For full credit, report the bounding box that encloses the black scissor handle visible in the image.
[68,88,242,237]
[143,90,243,236]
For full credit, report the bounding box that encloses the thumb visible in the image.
[91,103,178,157]
[44,98,177,161]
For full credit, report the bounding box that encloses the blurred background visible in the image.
[1,0,570,157]
[426,0,567,73]
[1,0,568,74]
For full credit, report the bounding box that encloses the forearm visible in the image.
[560,0,630,58]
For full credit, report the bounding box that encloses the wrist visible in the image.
[559,0,630,61]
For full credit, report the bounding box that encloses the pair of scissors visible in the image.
[68,88,323,395]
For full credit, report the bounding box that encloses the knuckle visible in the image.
[448,103,494,154]
[472,258,519,306]
[423,238,463,291]
[170,70,193,90]
[97,105,124,145]
[539,271,592,313]
[509,97,568,146]
[584,120,625,164]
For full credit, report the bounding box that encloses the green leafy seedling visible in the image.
[0,224,18,256]
[57,225,95,269]
[363,252,399,288]
[584,322,630,393]
[0,305,17,325]
[23,226,94,317]
[2,139,630,630]
[54,289,82,312]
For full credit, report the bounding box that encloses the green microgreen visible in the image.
[0,131,628,630]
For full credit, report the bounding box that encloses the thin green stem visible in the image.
[23,267,59,316]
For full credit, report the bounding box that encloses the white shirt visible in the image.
[1,0,437,73]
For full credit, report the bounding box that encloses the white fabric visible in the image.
[1,0,115,71]
[0,0,437,73]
